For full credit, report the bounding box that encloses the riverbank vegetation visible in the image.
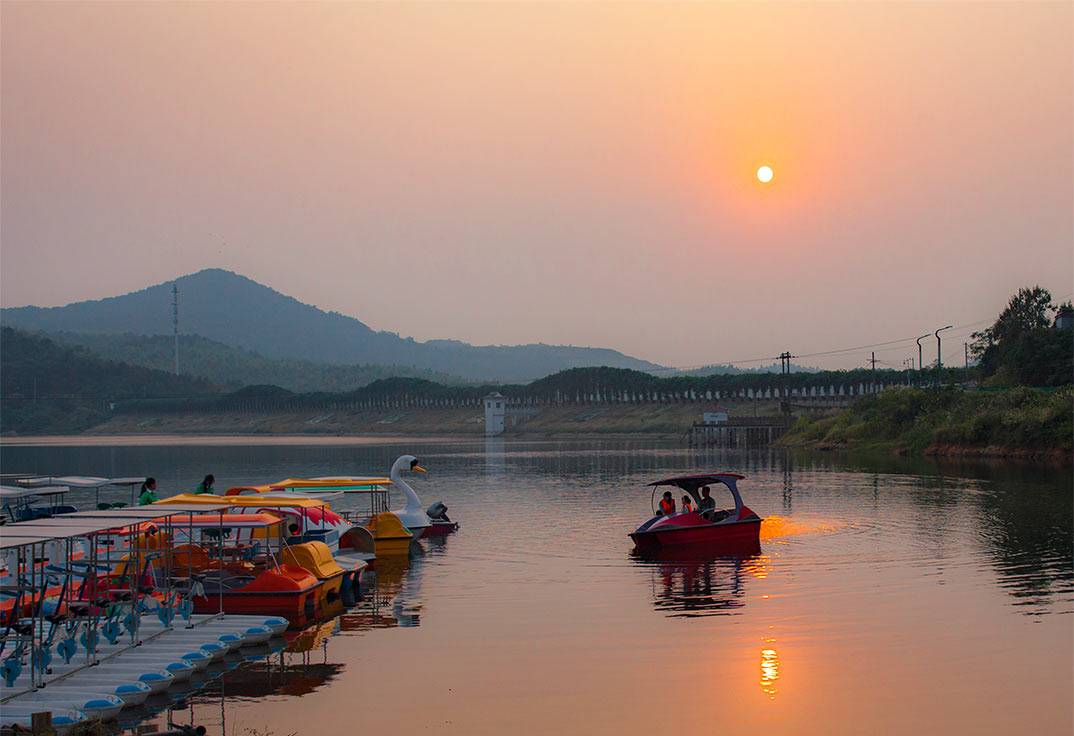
[782,287,1073,461]
[780,386,1072,460]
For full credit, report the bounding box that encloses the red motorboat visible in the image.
[629,473,762,554]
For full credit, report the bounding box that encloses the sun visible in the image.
[756,165,774,184]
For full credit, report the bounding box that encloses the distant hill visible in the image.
[0,327,218,434]
[44,331,467,393]
[1,269,663,382]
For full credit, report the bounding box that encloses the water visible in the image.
[2,437,1071,735]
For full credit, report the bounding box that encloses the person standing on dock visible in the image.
[194,474,216,494]
[138,477,159,505]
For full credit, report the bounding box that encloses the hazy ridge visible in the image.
[1,269,663,382]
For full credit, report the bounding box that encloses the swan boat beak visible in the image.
[412,465,427,473]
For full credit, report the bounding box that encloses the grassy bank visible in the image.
[779,386,1073,462]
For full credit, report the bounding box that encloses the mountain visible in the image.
[1,269,663,382]
[0,327,218,434]
[43,331,467,393]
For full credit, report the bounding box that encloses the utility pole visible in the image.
[934,325,952,385]
[778,351,794,415]
[964,342,969,371]
[172,283,180,376]
[915,334,928,384]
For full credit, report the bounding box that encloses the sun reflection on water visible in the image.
[761,515,846,541]
[759,636,781,700]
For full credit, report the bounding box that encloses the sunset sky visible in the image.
[2,2,1071,369]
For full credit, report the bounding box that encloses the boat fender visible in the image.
[1,653,23,686]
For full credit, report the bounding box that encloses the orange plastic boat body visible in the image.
[191,564,323,627]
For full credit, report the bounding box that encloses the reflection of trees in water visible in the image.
[784,449,1072,614]
[976,474,1073,614]
[635,550,762,618]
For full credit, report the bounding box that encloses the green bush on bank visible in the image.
[781,386,1073,455]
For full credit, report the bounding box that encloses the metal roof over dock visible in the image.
[0,504,225,549]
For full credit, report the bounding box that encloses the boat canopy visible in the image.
[156,493,334,509]
[0,484,69,500]
[224,477,391,496]
[647,473,745,490]
[158,513,285,528]
[0,505,221,547]
[17,476,145,489]
[647,473,748,512]
[285,477,390,487]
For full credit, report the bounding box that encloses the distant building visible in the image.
[702,410,729,425]
[484,392,506,436]
[1054,306,1073,330]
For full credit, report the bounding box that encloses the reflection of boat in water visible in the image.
[636,551,764,617]
[340,547,431,631]
[630,473,762,554]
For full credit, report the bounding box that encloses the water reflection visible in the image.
[4,439,1070,736]
[759,635,780,700]
[341,547,432,631]
[635,549,762,618]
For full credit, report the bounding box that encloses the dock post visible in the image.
[31,711,54,736]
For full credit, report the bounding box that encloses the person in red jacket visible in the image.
[658,491,676,515]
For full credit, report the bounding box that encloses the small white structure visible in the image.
[1055,306,1073,330]
[484,392,506,436]
[702,411,729,425]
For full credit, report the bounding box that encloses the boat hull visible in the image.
[630,518,762,554]
[420,521,458,538]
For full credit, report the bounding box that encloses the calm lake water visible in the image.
[2,438,1071,735]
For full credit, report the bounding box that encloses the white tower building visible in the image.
[484,392,506,436]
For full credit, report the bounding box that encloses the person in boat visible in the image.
[138,477,159,505]
[287,523,303,542]
[698,486,717,518]
[658,491,676,516]
[194,474,215,494]
[681,495,694,513]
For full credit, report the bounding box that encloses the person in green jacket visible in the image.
[138,477,159,505]
[195,474,216,494]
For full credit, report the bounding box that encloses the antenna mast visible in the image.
[172,283,180,375]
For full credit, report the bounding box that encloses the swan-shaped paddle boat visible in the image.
[387,455,458,539]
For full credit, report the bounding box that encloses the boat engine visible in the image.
[426,501,450,522]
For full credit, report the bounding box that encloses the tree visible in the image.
[972,287,1073,386]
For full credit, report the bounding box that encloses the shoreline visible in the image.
[0,431,686,447]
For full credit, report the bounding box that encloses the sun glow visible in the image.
[756,165,774,183]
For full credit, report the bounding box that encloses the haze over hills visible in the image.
[1,269,664,382]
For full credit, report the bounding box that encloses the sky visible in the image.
[2,2,1072,370]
